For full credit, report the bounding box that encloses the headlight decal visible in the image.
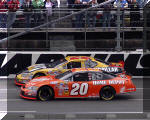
[27,86,38,90]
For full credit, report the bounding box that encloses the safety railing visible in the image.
[0,1,146,51]
[0,7,144,28]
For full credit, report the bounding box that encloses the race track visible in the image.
[0,78,144,114]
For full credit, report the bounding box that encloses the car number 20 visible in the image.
[70,83,88,95]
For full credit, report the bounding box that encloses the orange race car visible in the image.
[20,68,136,101]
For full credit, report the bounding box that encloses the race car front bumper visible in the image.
[20,91,37,100]
[20,86,37,100]
[15,77,29,86]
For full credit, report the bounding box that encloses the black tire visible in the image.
[37,86,54,101]
[33,73,45,79]
[100,86,116,101]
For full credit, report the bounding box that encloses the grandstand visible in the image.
[0,0,149,51]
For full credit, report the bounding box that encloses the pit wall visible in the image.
[0,51,149,76]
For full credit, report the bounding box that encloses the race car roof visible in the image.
[66,56,94,61]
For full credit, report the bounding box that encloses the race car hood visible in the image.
[26,62,60,73]
[27,64,47,72]
[26,75,56,87]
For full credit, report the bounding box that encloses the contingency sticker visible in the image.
[98,67,119,72]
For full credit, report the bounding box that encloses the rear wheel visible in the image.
[33,73,45,78]
[100,86,116,101]
[37,86,54,101]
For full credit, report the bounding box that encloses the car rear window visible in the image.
[95,58,109,65]
[46,59,67,68]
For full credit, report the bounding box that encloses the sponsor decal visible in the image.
[97,67,119,72]
[31,78,48,82]
[120,86,125,93]
[93,80,106,85]
[58,83,65,96]
[50,81,58,84]
[55,82,69,96]
[48,71,61,75]
[64,82,69,95]
[109,80,125,85]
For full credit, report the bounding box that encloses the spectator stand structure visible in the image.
[0,0,145,51]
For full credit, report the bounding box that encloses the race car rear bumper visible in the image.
[20,90,37,100]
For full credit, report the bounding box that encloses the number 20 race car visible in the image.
[20,68,136,101]
[16,56,125,85]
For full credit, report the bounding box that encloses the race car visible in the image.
[16,56,125,85]
[20,68,136,101]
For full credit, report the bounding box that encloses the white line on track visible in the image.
[0,89,17,90]
[61,111,144,114]
[0,99,21,101]
[0,111,36,113]
[0,111,143,113]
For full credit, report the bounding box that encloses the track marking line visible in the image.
[0,111,36,113]
[0,99,21,101]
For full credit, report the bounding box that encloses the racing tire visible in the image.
[100,86,116,101]
[37,86,54,101]
[33,73,45,79]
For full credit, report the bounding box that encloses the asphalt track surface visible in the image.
[0,78,144,114]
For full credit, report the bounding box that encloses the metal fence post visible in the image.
[122,9,125,50]
[46,11,48,49]
[85,11,87,49]
[115,0,122,51]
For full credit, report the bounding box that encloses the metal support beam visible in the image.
[115,0,122,51]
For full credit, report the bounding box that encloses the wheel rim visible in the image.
[39,87,52,101]
[101,87,114,100]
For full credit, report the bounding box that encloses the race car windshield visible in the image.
[55,70,72,79]
[45,59,67,68]
[95,58,109,65]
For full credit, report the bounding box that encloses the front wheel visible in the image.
[100,86,116,101]
[37,86,54,101]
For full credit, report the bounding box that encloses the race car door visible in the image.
[66,72,93,98]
